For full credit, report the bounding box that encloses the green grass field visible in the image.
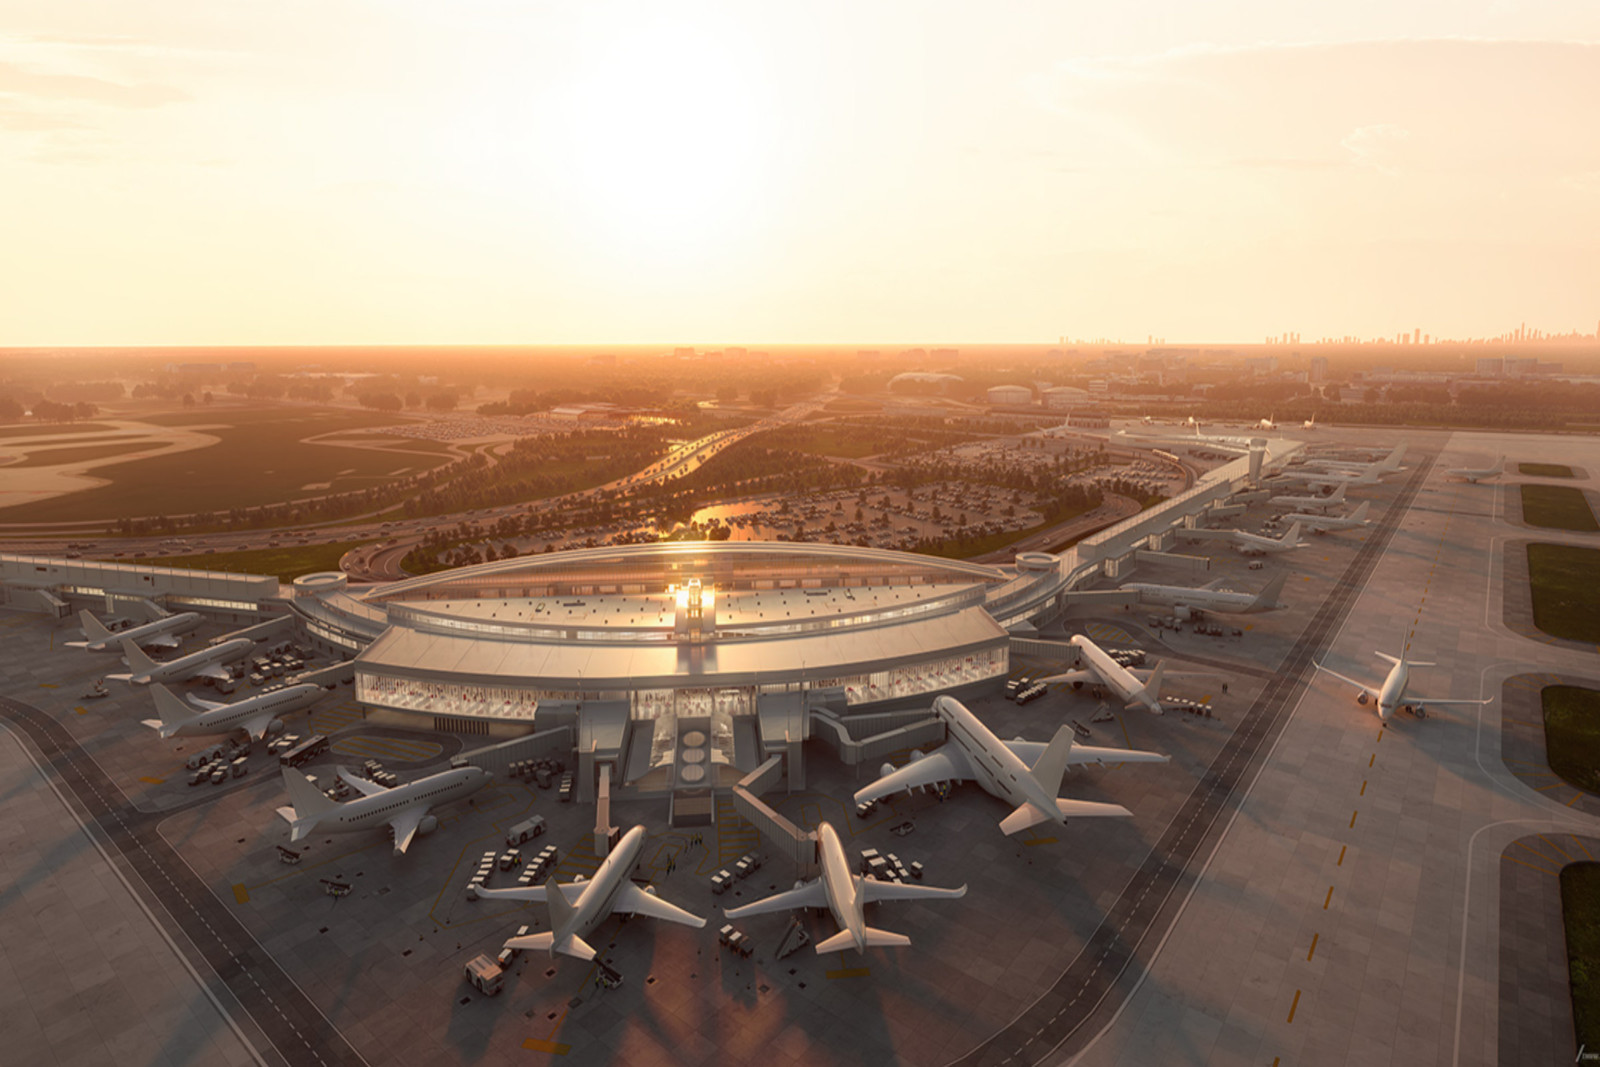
[0,407,452,523]
[130,540,367,583]
[1543,686,1600,793]
[1561,862,1600,1052]
[1521,462,1575,478]
[1522,485,1600,532]
[4,443,154,468]
[1528,543,1600,643]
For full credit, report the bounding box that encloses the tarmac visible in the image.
[0,427,1597,1065]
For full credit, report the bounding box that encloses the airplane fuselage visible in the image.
[129,638,254,685]
[816,823,867,951]
[82,612,200,652]
[1068,636,1151,710]
[561,826,646,944]
[319,766,490,834]
[1125,583,1281,614]
[170,684,322,738]
[1376,661,1409,721]
[933,695,1054,815]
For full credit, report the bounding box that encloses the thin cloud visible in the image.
[0,59,190,107]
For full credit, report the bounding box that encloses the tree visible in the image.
[425,392,458,412]
[202,391,214,404]
[182,393,196,408]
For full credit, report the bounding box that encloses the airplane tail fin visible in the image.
[1029,726,1077,798]
[120,638,158,675]
[1328,483,1346,503]
[149,684,197,739]
[1383,443,1406,470]
[279,766,335,840]
[79,609,113,643]
[544,876,575,939]
[1351,501,1371,523]
[1249,571,1289,611]
[1491,455,1505,475]
[1127,660,1165,713]
[1282,521,1303,545]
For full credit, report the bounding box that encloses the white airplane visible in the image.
[1232,522,1306,556]
[1256,414,1278,431]
[1036,633,1172,713]
[1123,571,1289,616]
[1313,643,1487,724]
[725,821,966,953]
[143,682,322,741]
[1283,501,1371,534]
[69,607,200,652]
[108,636,254,686]
[852,695,1168,835]
[277,763,491,856]
[482,825,704,962]
[1446,455,1505,483]
[1117,424,1261,456]
[1273,465,1383,492]
[1299,442,1406,476]
[1302,415,1317,430]
[1268,483,1345,513]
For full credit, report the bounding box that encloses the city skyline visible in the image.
[3,2,1598,346]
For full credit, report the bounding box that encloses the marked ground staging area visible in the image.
[1,427,1598,1066]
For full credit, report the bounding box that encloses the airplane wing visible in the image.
[195,662,232,682]
[1412,696,1490,709]
[614,883,707,927]
[1313,662,1379,700]
[1032,668,1093,686]
[477,882,586,904]
[390,807,425,855]
[240,712,279,742]
[1005,739,1170,768]
[338,768,389,797]
[144,632,183,649]
[852,747,974,805]
[724,880,829,919]
[858,878,967,905]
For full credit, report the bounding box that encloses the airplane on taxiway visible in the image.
[1314,642,1487,724]
[1446,455,1505,483]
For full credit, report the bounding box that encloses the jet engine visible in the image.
[266,719,286,736]
[880,762,896,778]
[418,815,438,835]
[908,749,925,762]
[1356,692,1368,705]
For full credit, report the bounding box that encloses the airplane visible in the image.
[1035,633,1173,713]
[1122,571,1289,616]
[107,636,255,686]
[1313,642,1487,724]
[1268,483,1346,513]
[1446,455,1505,483]
[1272,464,1385,492]
[1117,424,1263,456]
[69,607,201,652]
[277,762,492,856]
[852,694,1169,834]
[1302,415,1317,430]
[1256,414,1277,431]
[1298,442,1406,476]
[482,825,704,961]
[1178,522,1307,557]
[143,682,322,741]
[725,821,966,953]
[1282,501,1372,534]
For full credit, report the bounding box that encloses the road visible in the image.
[0,694,367,1067]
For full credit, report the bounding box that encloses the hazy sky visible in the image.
[3,2,1597,345]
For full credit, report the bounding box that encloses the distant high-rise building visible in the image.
[1309,356,1329,383]
[1413,328,1421,345]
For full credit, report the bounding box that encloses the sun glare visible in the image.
[552,18,777,259]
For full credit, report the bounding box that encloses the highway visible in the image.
[0,694,367,1067]
[950,452,1436,1066]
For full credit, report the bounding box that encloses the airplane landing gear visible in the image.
[1411,705,1426,719]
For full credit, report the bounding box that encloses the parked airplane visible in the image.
[69,607,200,652]
[277,763,492,855]
[482,826,704,961]
[1300,442,1407,476]
[1255,414,1277,431]
[1302,415,1317,430]
[143,682,322,741]
[108,636,254,686]
[1123,571,1289,616]
[1446,455,1505,483]
[725,822,966,953]
[1273,465,1383,492]
[1268,483,1346,513]
[1182,522,1307,557]
[1283,501,1372,534]
[1313,643,1487,724]
[1037,633,1172,712]
[852,695,1168,834]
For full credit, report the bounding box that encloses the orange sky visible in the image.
[2,3,1597,345]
